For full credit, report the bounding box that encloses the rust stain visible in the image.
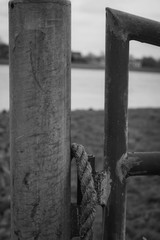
[100,170,112,206]
[116,153,141,182]
[106,8,128,42]
[95,169,112,206]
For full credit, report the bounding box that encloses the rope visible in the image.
[71,143,97,240]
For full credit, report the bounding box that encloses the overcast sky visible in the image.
[1,0,160,58]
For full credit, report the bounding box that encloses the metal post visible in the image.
[103,8,129,240]
[9,0,71,239]
[103,8,160,240]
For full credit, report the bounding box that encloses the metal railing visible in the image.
[103,8,160,240]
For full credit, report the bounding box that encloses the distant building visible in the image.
[71,51,86,63]
[0,43,9,60]
[129,56,142,69]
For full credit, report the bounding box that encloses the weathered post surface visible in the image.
[9,0,71,239]
[103,8,129,240]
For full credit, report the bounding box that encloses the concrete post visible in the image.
[9,0,71,239]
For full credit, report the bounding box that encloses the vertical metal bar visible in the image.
[106,8,160,47]
[77,174,82,207]
[9,0,71,239]
[103,9,129,240]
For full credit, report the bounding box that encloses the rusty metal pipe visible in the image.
[103,7,160,240]
[103,8,129,240]
[106,8,160,46]
[127,152,160,176]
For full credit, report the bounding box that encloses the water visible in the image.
[72,68,160,109]
[0,65,160,111]
[0,65,9,111]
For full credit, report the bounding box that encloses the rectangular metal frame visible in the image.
[104,8,160,240]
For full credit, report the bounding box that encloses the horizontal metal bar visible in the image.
[117,152,160,180]
[106,8,160,46]
[127,152,160,176]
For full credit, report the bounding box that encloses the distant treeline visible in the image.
[0,43,9,61]
[0,43,160,69]
[72,51,160,69]
[141,57,160,68]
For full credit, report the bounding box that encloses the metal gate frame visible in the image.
[104,8,160,240]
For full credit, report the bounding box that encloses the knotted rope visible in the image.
[71,143,97,240]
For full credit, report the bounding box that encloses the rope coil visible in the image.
[71,143,97,240]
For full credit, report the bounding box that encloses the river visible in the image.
[0,65,160,111]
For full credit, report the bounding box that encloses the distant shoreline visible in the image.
[72,63,105,70]
[1,60,160,73]
[0,59,9,65]
[72,63,160,73]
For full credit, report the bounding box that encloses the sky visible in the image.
[1,0,160,59]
